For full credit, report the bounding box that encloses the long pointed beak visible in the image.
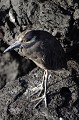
[4,41,21,53]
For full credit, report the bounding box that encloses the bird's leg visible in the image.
[31,70,48,109]
[30,71,45,97]
[37,71,46,97]
[44,70,48,108]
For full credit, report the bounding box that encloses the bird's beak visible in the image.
[3,41,21,53]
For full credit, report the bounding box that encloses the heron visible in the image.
[4,30,67,109]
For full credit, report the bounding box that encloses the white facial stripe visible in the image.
[22,36,36,48]
[27,36,36,43]
[23,36,36,44]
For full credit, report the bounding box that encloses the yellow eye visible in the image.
[22,39,31,43]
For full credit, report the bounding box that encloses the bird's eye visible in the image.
[26,39,30,42]
[23,39,26,42]
[22,39,30,43]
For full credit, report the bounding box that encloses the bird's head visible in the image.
[4,30,38,53]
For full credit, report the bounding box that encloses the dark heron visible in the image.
[4,30,67,108]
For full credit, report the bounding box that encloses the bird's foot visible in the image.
[31,92,47,109]
[30,70,48,108]
[29,83,44,108]
[30,83,43,97]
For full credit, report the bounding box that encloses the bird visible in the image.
[4,30,67,109]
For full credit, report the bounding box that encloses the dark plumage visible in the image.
[18,30,67,70]
[4,30,67,109]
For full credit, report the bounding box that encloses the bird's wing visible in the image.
[49,37,67,69]
[41,37,67,70]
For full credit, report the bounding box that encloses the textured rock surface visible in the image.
[0,0,79,120]
[0,68,78,120]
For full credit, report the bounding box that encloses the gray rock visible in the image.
[0,67,78,120]
[0,0,79,119]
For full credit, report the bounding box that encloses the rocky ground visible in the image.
[0,0,79,120]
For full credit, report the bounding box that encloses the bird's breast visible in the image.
[21,46,46,69]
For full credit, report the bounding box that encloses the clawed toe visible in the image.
[30,70,48,109]
[29,83,43,97]
[32,96,44,108]
[31,93,47,108]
